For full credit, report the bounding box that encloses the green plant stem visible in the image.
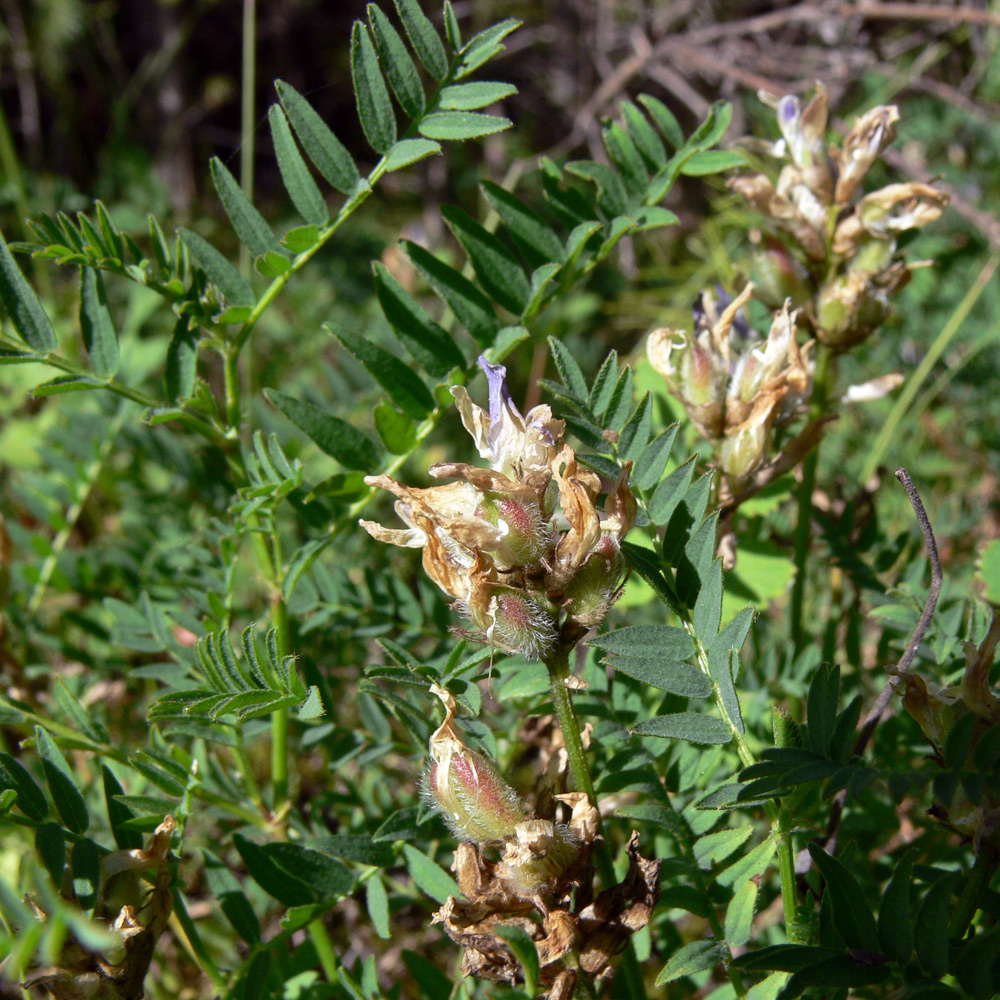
[0,336,233,454]
[269,531,291,818]
[789,344,834,656]
[948,846,1000,940]
[543,641,647,1000]
[223,347,241,432]
[308,919,340,982]
[27,409,123,614]
[681,618,803,943]
[239,0,256,278]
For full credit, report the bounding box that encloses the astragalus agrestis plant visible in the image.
[1,7,997,1000]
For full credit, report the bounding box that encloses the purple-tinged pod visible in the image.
[422,685,526,844]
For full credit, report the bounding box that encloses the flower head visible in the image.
[647,286,813,484]
[361,356,635,653]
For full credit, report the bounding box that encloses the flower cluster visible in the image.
[361,356,636,656]
[730,83,948,349]
[647,284,813,486]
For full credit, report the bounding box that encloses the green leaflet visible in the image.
[373,261,466,376]
[210,157,283,260]
[266,388,382,471]
[0,229,57,351]
[79,268,118,376]
[204,848,262,944]
[332,324,435,419]
[35,726,88,835]
[418,111,512,141]
[383,138,442,172]
[438,81,516,110]
[633,713,732,745]
[352,22,396,154]
[402,239,498,346]
[276,80,362,194]
[441,205,529,315]
[368,4,425,120]
[401,844,459,903]
[179,228,254,307]
[392,0,448,80]
[268,105,329,226]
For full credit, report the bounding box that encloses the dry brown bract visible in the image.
[22,816,175,1000]
[434,830,660,997]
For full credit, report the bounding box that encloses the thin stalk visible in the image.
[948,846,1000,940]
[232,728,266,814]
[789,344,834,656]
[860,252,1000,483]
[0,337,233,454]
[239,0,256,278]
[28,410,123,614]
[681,618,803,943]
[223,346,241,432]
[543,641,647,1000]
[269,531,291,818]
[308,919,340,982]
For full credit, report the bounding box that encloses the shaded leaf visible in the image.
[0,228,57,351]
[441,205,529,315]
[352,22,396,153]
[36,726,88,835]
[79,268,118,376]
[373,261,466,376]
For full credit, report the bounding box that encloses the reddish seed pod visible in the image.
[422,685,526,844]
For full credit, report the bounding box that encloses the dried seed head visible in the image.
[423,685,526,844]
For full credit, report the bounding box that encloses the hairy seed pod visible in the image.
[499,819,581,899]
[422,685,526,844]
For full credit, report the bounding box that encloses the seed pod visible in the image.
[477,492,549,567]
[562,535,624,629]
[486,588,558,659]
[422,685,526,844]
[499,819,581,899]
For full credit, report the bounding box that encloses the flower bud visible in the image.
[719,411,771,482]
[833,105,899,204]
[486,588,558,659]
[816,272,888,348]
[750,244,810,309]
[646,328,726,438]
[499,819,581,899]
[423,685,526,844]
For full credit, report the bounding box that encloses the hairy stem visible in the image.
[789,344,834,656]
[269,530,291,819]
[543,640,648,1000]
